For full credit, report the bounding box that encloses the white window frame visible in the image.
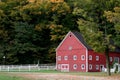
[96,56,99,61]
[89,55,92,60]
[68,46,72,50]
[64,56,68,60]
[96,65,99,70]
[89,64,92,70]
[58,56,61,61]
[73,55,77,60]
[73,64,77,69]
[110,57,112,62]
[81,55,85,60]
[81,64,85,70]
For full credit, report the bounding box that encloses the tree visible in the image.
[104,7,120,47]
[74,0,120,75]
[0,0,78,64]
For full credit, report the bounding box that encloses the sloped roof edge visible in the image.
[72,31,92,50]
[56,31,92,51]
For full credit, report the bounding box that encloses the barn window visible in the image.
[89,64,92,70]
[73,64,77,69]
[69,34,72,37]
[73,55,77,60]
[110,57,112,62]
[81,55,85,60]
[68,46,72,50]
[64,56,68,60]
[89,55,92,60]
[81,64,85,69]
[58,56,61,61]
[96,65,99,70]
[96,56,99,61]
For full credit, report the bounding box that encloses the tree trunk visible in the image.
[105,45,111,76]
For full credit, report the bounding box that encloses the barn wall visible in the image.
[88,50,120,72]
[56,32,87,72]
[56,31,120,72]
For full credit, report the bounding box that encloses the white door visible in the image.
[100,65,104,72]
[61,64,69,72]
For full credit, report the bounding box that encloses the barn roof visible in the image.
[56,31,120,53]
[72,31,120,53]
[72,31,92,50]
[114,47,120,53]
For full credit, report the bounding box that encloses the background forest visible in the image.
[0,0,120,65]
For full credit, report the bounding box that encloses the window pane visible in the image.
[81,64,85,69]
[81,55,85,60]
[96,56,99,61]
[73,64,77,69]
[64,56,68,60]
[73,55,77,60]
[89,64,92,70]
[89,55,92,60]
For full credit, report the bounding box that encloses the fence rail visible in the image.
[0,64,56,72]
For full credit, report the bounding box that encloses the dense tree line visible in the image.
[0,0,78,64]
[0,0,120,75]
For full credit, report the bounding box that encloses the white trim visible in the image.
[89,55,92,60]
[56,31,72,51]
[56,31,88,51]
[110,57,112,62]
[96,56,99,61]
[89,64,92,70]
[96,65,99,70]
[73,55,77,60]
[55,31,89,72]
[61,64,69,72]
[72,32,88,50]
[58,56,61,61]
[64,56,68,60]
[81,55,85,60]
[56,52,57,70]
[86,49,88,72]
[81,64,85,70]
[73,64,77,70]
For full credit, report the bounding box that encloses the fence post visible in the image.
[47,66,49,70]
[19,66,20,72]
[29,65,31,71]
[38,66,40,70]
[0,66,1,71]
[8,66,10,72]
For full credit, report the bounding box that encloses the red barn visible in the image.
[56,31,120,72]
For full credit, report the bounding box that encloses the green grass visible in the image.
[0,70,120,79]
[0,73,29,80]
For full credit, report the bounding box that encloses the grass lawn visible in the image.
[0,70,120,80]
[0,72,30,80]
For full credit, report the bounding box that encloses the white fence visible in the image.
[0,64,56,72]
[104,63,120,73]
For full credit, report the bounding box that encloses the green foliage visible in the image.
[73,0,120,75]
[0,0,78,64]
[104,7,120,47]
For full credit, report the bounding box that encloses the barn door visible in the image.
[100,65,104,72]
[61,64,69,72]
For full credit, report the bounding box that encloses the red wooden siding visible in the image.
[56,31,120,72]
[56,32,87,72]
[88,50,120,72]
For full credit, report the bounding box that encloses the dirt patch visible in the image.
[6,72,120,80]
